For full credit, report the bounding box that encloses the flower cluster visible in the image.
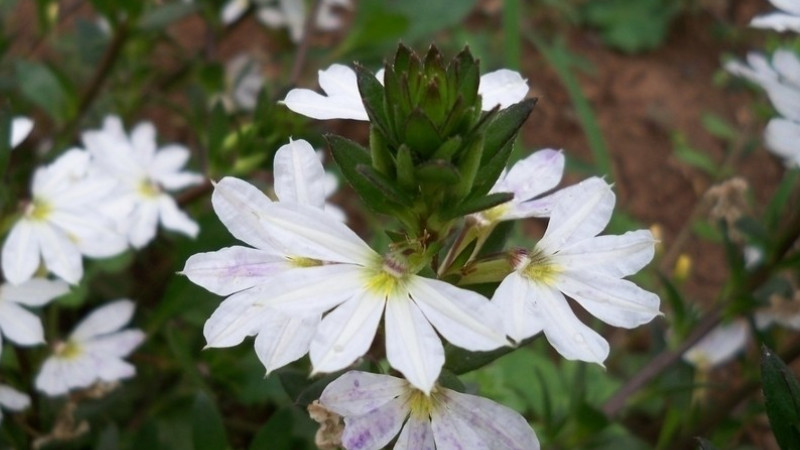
[183,45,661,448]
[2,116,203,285]
[221,0,350,42]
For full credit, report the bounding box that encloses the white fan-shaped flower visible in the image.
[750,0,800,33]
[492,177,661,365]
[683,320,749,369]
[318,371,539,450]
[1,149,128,285]
[0,384,30,425]
[82,116,204,249]
[0,278,69,359]
[35,299,145,396]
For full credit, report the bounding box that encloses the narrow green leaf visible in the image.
[415,159,460,185]
[761,345,800,450]
[453,134,484,197]
[395,144,416,190]
[138,2,197,30]
[369,126,394,176]
[702,113,738,142]
[356,64,392,140]
[403,110,441,158]
[432,136,463,162]
[15,61,76,123]
[192,393,228,450]
[443,192,513,221]
[482,98,536,162]
[444,335,538,374]
[357,164,414,207]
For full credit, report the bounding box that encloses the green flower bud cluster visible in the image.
[327,44,535,241]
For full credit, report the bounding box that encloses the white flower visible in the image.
[471,149,565,229]
[0,384,30,425]
[183,139,340,374]
[280,64,529,121]
[35,299,145,396]
[218,53,265,112]
[0,278,69,358]
[318,371,539,450]
[82,116,204,249]
[765,118,800,167]
[683,320,749,369]
[491,177,661,365]
[221,0,350,42]
[725,50,800,123]
[10,117,33,148]
[184,177,508,393]
[750,0,800,32]
[1,149,128,285]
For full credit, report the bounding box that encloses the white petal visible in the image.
[128,202,160,248]
[437,389,540,450]
[254,313,319,374]
[751,13,800,32]
[158,172,205,191]
[773,49,800,85]
[537,177,615,253]
[130,122,157,165]
[96,358,136,382]
[256,202,376,264]
[37,223,83,284]
[49,210,128,258]
[0,301,45,345]
[11,117,33,148]
[430,404,487,450]
[724,53,775,85]
[340,396,408,450]
[251,264,363,316]
[280,64,369,121]
[320,371,408,417]
[557,272,661,328]
[769,0,800,15]
[478,69,529,110]
[221,0,249,24]
[149,145,190,177]
[273,139,327,208]
[2,220,42,285]
[395,412,435,450]
[310,291,384,373]
[35,358,68,396]
[84,329,145,357]
[385,293,444,394]
[683,320,748,368]
[765,118,800,166]
[71,300,135,341]
[158,195,199,238]
[181,246,290,295]
[212,177,280,251]
[0,385,30,411]
[491,272,543,342]
[496,149,564,201]
[532,283,609,364]
[1,278,69,306]
[408,277,508,351]
[555,230,656,278]
[203,288,271,348]
[764,80,800,123]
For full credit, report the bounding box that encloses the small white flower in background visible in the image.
[10,117,33,148]
[183,139,341,374]
[750,0,800,33]
[725,50,800,167]
[0,384,30,425]
[184,176,507,393]
[317,371,539,450]
[82,116,204,249]
[683,320,749,369]
[471,149,565,229]
[1,149,128,285]
[35,299,145,396]
[492,177,661,365]
[280,63,529,121]
[221,0,350,42]
[0,278,69,359]
[219,53,266,112]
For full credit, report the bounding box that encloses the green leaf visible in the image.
[15,61,76,123]
[673,133,719,176]
[702,113,738,142]
[369,126,394,176]
[453,134,484,197]
[395,144,416,190]
[385,0,480,42]
[403,110,441,158]
[445,335,538,375]
[580,0,678,53]
[357,164,415,207]
[138,2,197,31]
[415,159,460,185]
[761,345,800,450]
[356,64,392,140]
[250,408,294,450]
[191,393,228,450]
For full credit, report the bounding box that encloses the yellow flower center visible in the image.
[516,249,561,285]
[407,385,442,419]
[363,254,409,297]
[138,178,161,198]
[26,198,53,221]
[54,340,83,360]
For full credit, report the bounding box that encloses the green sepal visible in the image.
[452,47,479,109]
[415,159,460,185]
[327,134,401,214]
[420,79,446,125]
[355,64,393,142]
[369,125,394,176]
[356,163,415,207]
[443,192,513,221]
[432,136,463,162]
[453,133,484,198]
[761,345,800,450]
[393,43,413,75]
[395,144,416,190]
[471,139,514,198]
[403,109,441,158]
[383,64,404,131]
